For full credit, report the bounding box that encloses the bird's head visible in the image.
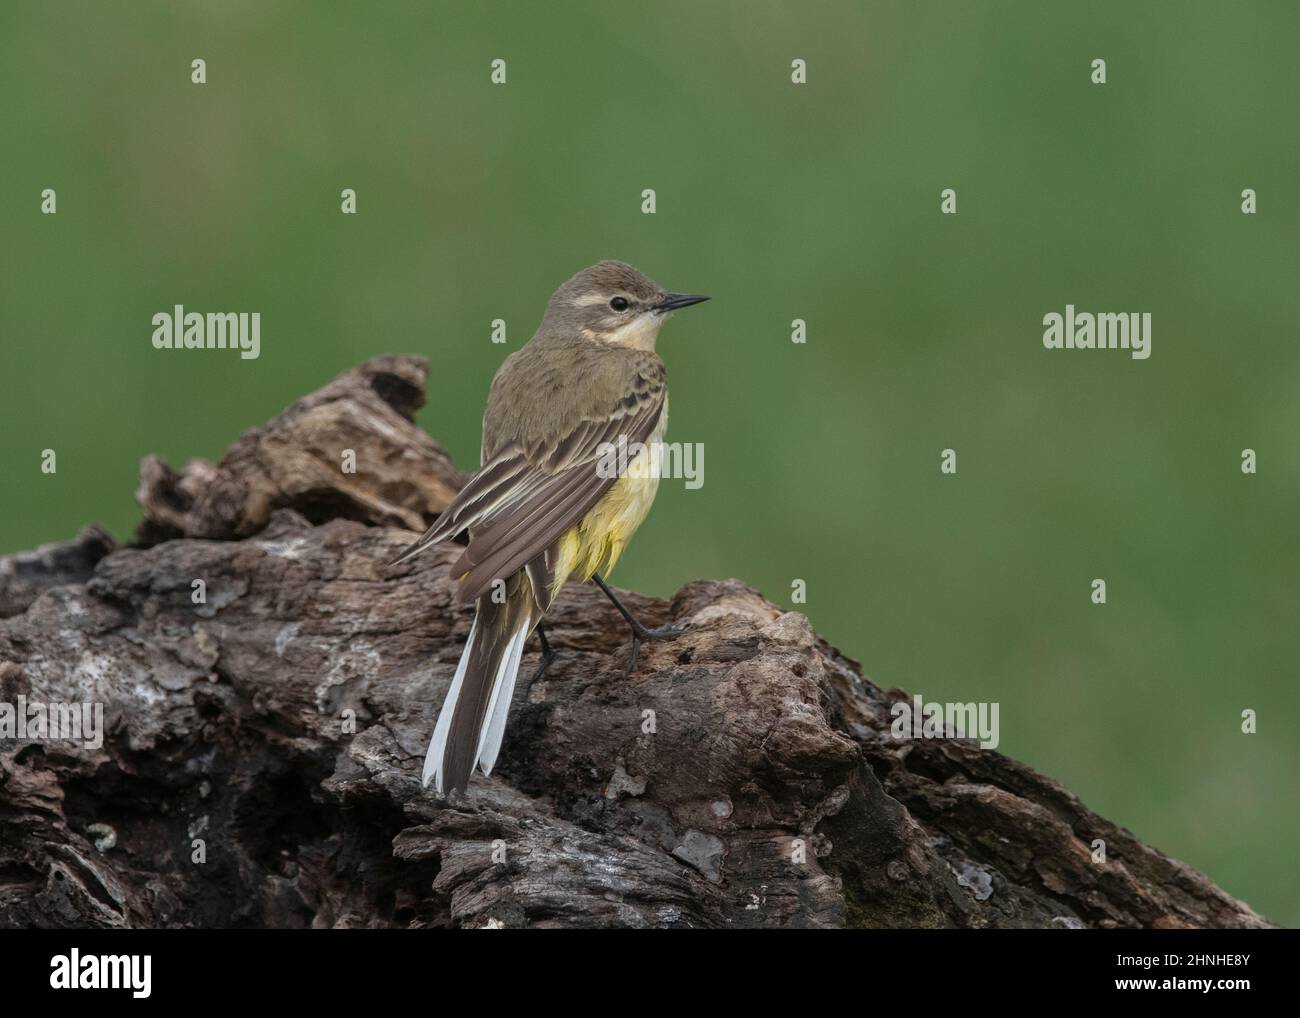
[542,260,709,349]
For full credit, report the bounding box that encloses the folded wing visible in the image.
[390,368,664,606]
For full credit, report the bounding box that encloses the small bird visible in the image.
[392,260,709,796]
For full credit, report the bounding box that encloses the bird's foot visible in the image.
[631,621,684,641]
[625,622,685,677]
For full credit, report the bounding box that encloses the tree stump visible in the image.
[0,356,1272,929]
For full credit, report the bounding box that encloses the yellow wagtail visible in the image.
[392,260,709,795]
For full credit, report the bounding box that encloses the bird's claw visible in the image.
[625,622,685,676]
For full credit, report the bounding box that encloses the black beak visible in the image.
[654,293,710,313]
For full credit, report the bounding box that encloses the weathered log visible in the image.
[0,356,1272,929]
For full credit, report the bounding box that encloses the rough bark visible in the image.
[0,356,1273,929]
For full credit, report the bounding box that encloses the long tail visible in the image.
[422,581,534,795]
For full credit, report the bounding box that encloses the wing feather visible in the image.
[390,356,665,601]
[449,401,662,601]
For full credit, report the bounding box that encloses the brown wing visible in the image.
[390,351,665,606]
[449,406,662,602]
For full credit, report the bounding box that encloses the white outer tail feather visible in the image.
[476,621,530,775]
[422,617,477,791]
[421,613,531,794]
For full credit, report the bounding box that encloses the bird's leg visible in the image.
[590,573,682,676]
[525,623,557,694]
[591,573,682,640]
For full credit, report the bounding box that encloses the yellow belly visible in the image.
[550,415,666,598]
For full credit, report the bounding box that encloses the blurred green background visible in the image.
[2,1,1296,925]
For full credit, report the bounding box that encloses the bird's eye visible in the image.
[609,297,630,311]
